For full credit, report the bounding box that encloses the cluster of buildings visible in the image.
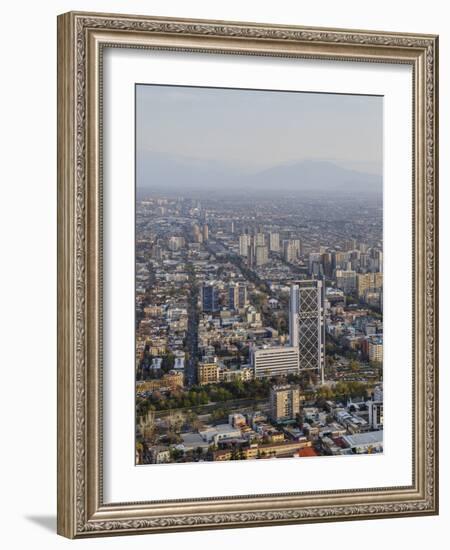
[239,230,304,265]
[195,278,326,384]
[197,359,253,384]
[326,301,383,368]
[237,229,383,309]
[138,383,384,464]
[135,202,192,377]
[135,194,384,465]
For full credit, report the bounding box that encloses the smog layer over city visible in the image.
[135,84,384,465]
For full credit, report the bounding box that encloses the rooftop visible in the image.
[343,431,383,447]
[298,447,319,457]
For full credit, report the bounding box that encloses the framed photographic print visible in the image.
[57,11,439,538]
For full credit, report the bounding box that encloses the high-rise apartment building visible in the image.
[370,249,383,272]
[289,280,325,382]
[335,269,357,294]
[256,245,269,266]
[269,232,280,252]
[344,238,357,251]
[348,249,361,271]
[228,283,248,310]
[332,251,348,271]
[239,234,251,257]
[255,232,266,247]
[368,337,383,363]
[270,384,301,422]
[202,224,209,241]
[357,272,383,299]
[283,240,297,263]
[368,401,384,429]
[308,252,322,275]
[201,284,219,313]
[291,239,302,257]
[192,223,203,243]
[168,236,185,251]
[360,253,370,269]
[321,252,332,278]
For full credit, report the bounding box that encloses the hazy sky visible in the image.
[136,84,383,181]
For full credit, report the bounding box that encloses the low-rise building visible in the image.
[136,370,184,393]
[180,433,211,453]
[342,431,384,453]
[219,366,253,383]
[151,446,171,464]
[213,439,312,461]
[199,424,242,446]
[228,413,246,428]
[197,361,219,385]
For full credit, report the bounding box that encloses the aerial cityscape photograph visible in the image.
[135,84,383,465]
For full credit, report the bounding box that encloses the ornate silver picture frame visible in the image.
[57,11,438,538]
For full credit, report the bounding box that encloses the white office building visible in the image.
[239,234,251,257]
[269,232,280,252]
[252,346,300,379]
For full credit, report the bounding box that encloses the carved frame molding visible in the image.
[57,12,438,538]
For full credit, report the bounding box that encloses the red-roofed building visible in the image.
[298,447,319,458]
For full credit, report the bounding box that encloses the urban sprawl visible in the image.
[136,193,383,465]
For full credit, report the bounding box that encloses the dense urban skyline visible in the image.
[135,85,383,465]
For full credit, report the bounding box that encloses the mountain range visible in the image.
[137,151,382,197]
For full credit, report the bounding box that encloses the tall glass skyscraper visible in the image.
[289,280,325,383]
[201,284,219,313]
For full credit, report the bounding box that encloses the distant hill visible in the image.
[249,159,382,194]
[137,151,382,196]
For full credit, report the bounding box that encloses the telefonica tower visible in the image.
[289,280,325,384]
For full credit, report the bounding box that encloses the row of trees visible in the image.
[316,380,371,401]
[138,377,273,412]
[231,254,271,294]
